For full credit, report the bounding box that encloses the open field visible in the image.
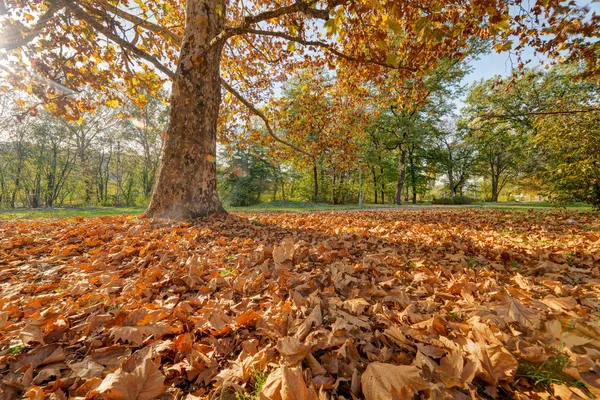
[1,209,599,399]
[0,200,593,221]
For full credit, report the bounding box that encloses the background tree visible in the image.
[430,121,477,197]
[219,143,278,206]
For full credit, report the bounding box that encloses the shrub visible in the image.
[432,195,474,205]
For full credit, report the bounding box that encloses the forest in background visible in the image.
[1,59,598,210]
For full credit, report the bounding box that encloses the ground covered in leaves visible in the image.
[1,209,600,400]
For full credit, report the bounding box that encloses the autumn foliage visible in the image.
[1,210,599,398]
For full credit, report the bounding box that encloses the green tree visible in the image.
[219,144,277,207]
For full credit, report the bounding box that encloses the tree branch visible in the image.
[240,28,416,71]
[88,0,182,47]
[486,108,600,119]
[0,3,62,51]
[220,78,313,158]
[242,1,330,26]
[60,0,175,79]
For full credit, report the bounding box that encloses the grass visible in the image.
[0,200,594,221]
[236,369,268,400]
[230,200,384,213]
[483,201,592,211]
[8,345,27,355]
[516,354,587,393]
[0,206,146,220]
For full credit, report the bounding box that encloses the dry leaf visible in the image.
[96,353,165,399]
[361,362,429,400]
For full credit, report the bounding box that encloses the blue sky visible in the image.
[463,0,600,86]
[455,0,600,110]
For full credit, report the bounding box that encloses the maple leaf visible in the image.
[259,366,317,400]
[110,324,171,346]
[273,237,295,267]
[438,350,477,388]
[542,296,578,312]
[466,342,518,386]
[69,358,106,379]
[361,362,430,400]
[96,352,165,400]
[14,344,66,370]
[580,372,600,397]
[499,295,542,329]
[275,337,310,366]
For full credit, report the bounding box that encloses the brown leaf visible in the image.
[96,352,165,399]
[259,366,316,400]
[276,337,310,366]
[19,325,45,346]
[467,342,518,385]
[438,350,477,389]
[110,324,171,346]
[273,237,295,267]
[361,362,429,400]
[542,296,577,312]
[503,295,541,329]
[69,358,105,379]
[580,372,600,397]
[552,383,587,399]
[14,344,65,370]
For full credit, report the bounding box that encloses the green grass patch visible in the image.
[0,200,594,221]
[517,354,587,393]
[236,369,268,400]
[0,206,147,221]
[482,201,593,211]
[229,200,376,213]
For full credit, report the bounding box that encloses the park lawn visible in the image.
[0,209,599,399]
[0,200,593,221]
[0,206,148,221]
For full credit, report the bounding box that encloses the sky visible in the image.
[454,0,600,111]
[463,0,600,85]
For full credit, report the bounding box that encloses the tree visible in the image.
[463,76,536,202]
[530,65,600,207]
[1,0,598,219]
[430,121,476,197]
[219,143,277,206]
[26,112,74,207]
[121,95,167,199]
[274,68,365,203]
[365,57,468,204]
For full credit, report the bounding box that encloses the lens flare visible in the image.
[130,118,146,130]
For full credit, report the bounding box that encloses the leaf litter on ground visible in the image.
[0,209,599,399]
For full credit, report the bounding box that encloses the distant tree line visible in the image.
[1,61,598,210]
[0,93,167,208]
[219,61,599,209]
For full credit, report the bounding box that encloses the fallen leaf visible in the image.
[361,362,429,400]
[97,352,165,399]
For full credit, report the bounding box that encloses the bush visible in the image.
[432,195,474,205]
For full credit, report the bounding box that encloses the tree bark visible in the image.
[145,0,226,219]
[409,149,417,204]
[371,166,377,204]
[394,148,406,205]
[312,164,318,202]
[380,164,385,204]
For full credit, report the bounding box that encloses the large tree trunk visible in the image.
[394,148,406,205]
[145,0,226,219]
